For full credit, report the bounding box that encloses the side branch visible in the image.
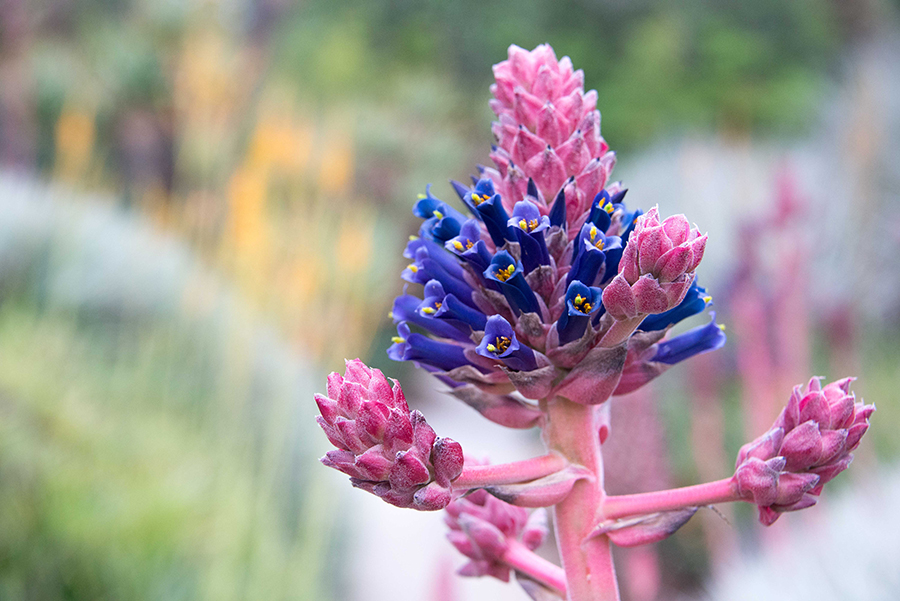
[602,478,738,520]
[454,453,568,489]
[503,540,568,596]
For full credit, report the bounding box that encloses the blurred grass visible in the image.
[0,300,334,600]
[0,180,338,600]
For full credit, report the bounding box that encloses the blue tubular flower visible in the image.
[414,185,468,243]
[639,281,712,331]
[508,200,551,273]
[652,313,727,365]
[419,280,489,331]
[475,315,537,371]
[388,322,478,372]
[484,251,541,316]
[556,281,603,345]
[445,219,494,274]
[566,223,623,287]
[405,237,465,281]
[468,178,515,247]
[587,191,615,233]
[403,240,478,308]
[392,294,473,343]
[548,181,569,228]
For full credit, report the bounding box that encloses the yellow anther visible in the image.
[434,302,442,309]
[417,193,427,199]
[408,264,418,273]
[409,235,420,241]
[718,324,726,331]
[594,239,605,250]
[453,240,464,251]
[590,225,598,239]
[573,294,593,313]
[421,307,436,315]
[703,295,713,304]
[433,210,444,219]
[471,193,488,206]
[486,343,497,352]
[391,336,406,344]
[519,218,529,230]
[494,264,516,282]
[465,240,474,249]
[486,336,512,355]
[604,202,614,214]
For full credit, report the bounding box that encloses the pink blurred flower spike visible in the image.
[316,359,463,511]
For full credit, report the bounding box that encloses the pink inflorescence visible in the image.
[733,377,875,525]
[445,489,548,582]
[315,359,464,510]
[388,44,720,413]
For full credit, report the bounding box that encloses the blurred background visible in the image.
[1,0,899,599]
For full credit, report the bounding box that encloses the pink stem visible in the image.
[502,540,568,595]
[599,317,643,348]
[544,397,620,601]
[453,453,568,489]
[602,478,739,520]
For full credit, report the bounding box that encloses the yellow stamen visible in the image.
[486,336,512,354]
[433,210,444,219]
[573,294,593,313]
[421,307,436,315]
[494,264,516,282]
[604,202,614,214]
[471,193,488,206]
[453,240,464,251]
[417,193,427,199]
[465,240,474,249]
[407,264,418,273]
[409,235,419,241]
[703,295,713,304]
[391,336,406,344]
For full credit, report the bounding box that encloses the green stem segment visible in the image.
[543,397,620,601]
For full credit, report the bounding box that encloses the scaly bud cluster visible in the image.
[732,377,874,525]
[445,489,548,582]
[602,207,707,320]
[315,359,464,510]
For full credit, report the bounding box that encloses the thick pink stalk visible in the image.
[543,397,619,601]
[453,453,567,489]
[502,540,568,596]
[598,317,643,348]
[602,478,738,520]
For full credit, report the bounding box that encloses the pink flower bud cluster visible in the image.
[732,377,874,525]
[445,488,548,582]
[316,359,464,510]
[487,44,614,212]
[602,207,707,320]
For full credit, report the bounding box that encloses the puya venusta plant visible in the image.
[314,45,874,601]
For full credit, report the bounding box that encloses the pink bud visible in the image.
[734,376,873,524]
[601,274,637,320]
[315,360,464,511]
[632,275,671,314]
